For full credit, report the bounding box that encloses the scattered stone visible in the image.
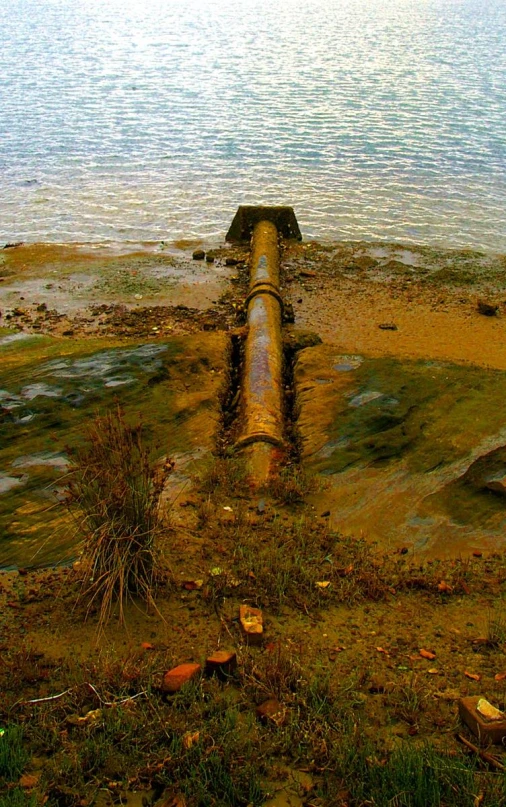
[239,604,263,644]
[66,708,103,727]
[182,579,203,590]
[155,793,187,807]
[225,256,239,266]
[283,302,295,323]
[477,300,499,316]
[459,696,506,744]
[161,662,201,694]
[205,252,216,263]
[320,510,331,518]
[378,322,398,331]
[19,774,40,789]
[256,698,287,726]
[368,675,395,694]
[36,303,47,312]
[205,649,237,678]
[347,255,378,271]
[299,269,317,278]
[192,249,205,260]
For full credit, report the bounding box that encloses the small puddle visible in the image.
[0,473,28,493]
[22,383,63,400]
[348,390,385,408]
[0,332,35,346]
[334,355,363,372]
[12,452,70,470]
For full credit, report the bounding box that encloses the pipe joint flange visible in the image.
[235,431,286,450]
[245,283,284,312]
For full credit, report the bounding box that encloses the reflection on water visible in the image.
[0,0,505,249]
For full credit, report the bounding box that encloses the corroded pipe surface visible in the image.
[236,220,285,485]
[238,293,284,448]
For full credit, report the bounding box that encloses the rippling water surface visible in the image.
[1,0,505,249]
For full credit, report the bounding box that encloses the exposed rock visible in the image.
[477,300,499,316]
[485,474,506,496]
[192,249,205,261]
[378,322,398,331]
[256,698,287,726]
[284,329,322,352]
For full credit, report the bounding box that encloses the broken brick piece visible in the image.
[239,604,263,645]
[205,650,237,678]
[161,663,201,694]
[256,698,287,726]
[459,696,506,745]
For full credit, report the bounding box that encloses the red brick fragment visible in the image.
[205,650,237,678]
[239,604,263,645]
[161,663,201,694]
[459,696,506,744]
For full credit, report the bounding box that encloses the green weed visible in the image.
[0,790,38,807]
[0,726,28,782]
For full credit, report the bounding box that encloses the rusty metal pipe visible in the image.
[236,220,285,485]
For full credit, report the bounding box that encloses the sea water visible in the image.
[0,0,505,250]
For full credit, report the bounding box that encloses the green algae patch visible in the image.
[284,239,506,291]
[295,345,506,476]
[0,332,227,568]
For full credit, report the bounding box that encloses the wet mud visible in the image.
[2,238,506,566]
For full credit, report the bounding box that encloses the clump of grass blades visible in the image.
[66,405,173,625]
[0,725,29,782]
[1,791,37,807]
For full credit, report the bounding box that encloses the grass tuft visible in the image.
[0,726,28,782]
[65,405,173,626]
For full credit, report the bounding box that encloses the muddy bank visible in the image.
[0,241,249,339]
[2,237,506,569]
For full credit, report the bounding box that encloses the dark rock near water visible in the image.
[192,249,205,261]
[477,300,499,316]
